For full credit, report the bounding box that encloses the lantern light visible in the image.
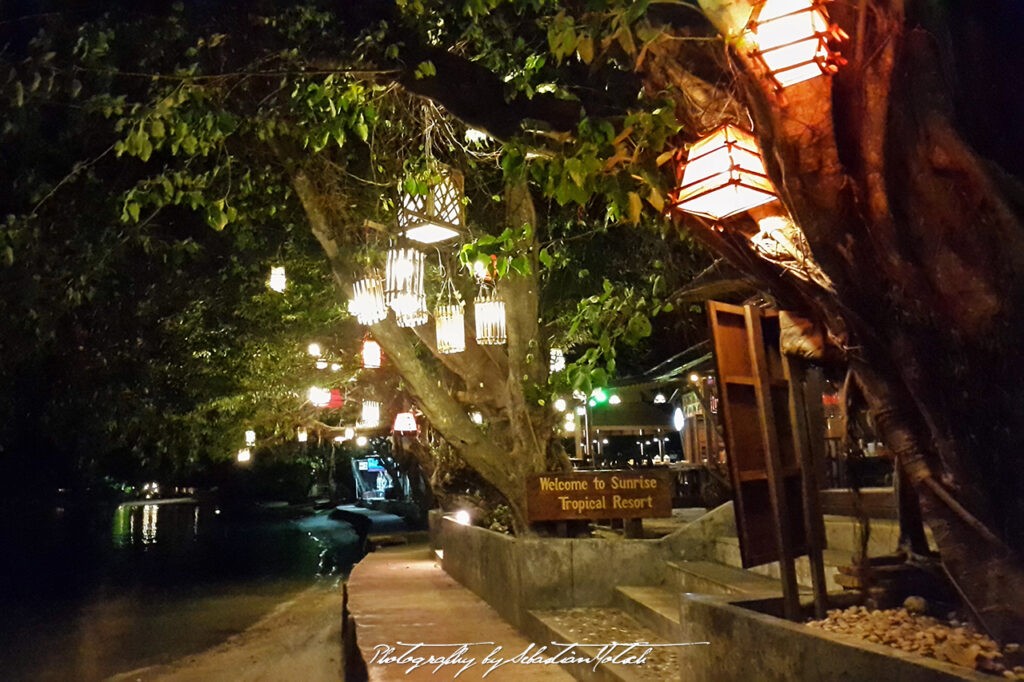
[454,510,471,526]
[591,388,608,404]
[297,427,308,443]
[268,266,286,293]
[744,0,847,91]
[362,339,382,369]
[554,398,567,412]
[307,343,322,357]
[344,427,355,440]
[672,124,778,221]
[654,393,667,404]
[474,290,506,345]
[398,168,464,244]
[315,358,328,370]
[245,429,256,446]
[673,407,686,431]
[360,401,381,428]
[435,303,466,354]
[331,363,341,372]
[470,411,483,424]
[386,248,427,327]
[355,435,368,447]
[349,277,388,325]
[690,373,701,383]
[609,394,622,405]
[549,348,566,373]
[393,411,418,433]
[236,448,251,463]
[308,386,331,407]
[564,420,576,433]
[576,406,586,416]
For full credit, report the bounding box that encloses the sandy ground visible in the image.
[109,580,345,682]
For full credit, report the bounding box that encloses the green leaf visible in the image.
[626,313,652,341]
[538,248,552,268]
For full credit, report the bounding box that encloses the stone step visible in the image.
[527,607,682,682]
[714,536,850,591]
[665,559,784,597]
[613,586,682,643]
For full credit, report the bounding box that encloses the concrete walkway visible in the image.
[347,545,574,681]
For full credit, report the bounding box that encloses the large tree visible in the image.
[5,0,1022,641]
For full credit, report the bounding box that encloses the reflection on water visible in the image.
[0,498,362,682]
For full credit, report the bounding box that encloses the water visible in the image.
[0,498,363,681]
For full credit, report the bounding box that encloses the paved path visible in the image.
[347,545,574,681]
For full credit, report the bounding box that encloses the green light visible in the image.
[591,388,608,403]
[588,398,597,407]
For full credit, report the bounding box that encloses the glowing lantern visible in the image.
[326,390,344,409]
[268,266,286,293]
[672,124,778,221]
[362,339,382,369]
[474,291,506,345]
[470,411,483,424]
[307,342,321,357]
[237,448,251,463]
[349,277,387,325]
[393,411,418,433]
[744,0,847,90]
[386,248,427,327]
[315,358,328,370]
[435,303,466,354]
[454,510,471,526]
[308,386,331,407]
[549,348,566,373]
[245,430,256,446]
[554,398,567,412]
[360,401,381,428]
[297,427,308,443]
[344,427,355,440]
[356,436,368,446]
[398,168,464,244]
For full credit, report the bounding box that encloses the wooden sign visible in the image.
[526,471,672,521]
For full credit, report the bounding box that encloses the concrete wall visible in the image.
[676,593,991,682]
[436,514,668,628]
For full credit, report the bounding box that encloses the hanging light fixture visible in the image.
[360,400,381,428]
[474,289,506,345]
[349,276,388,325]
[549,348,566,373]
[308,386,331,407]
[671,124,778,222]
[245,430,256,446]
[267,266,286,293]
[307,342,322,357]
[344,427,355,440]
[315,358,328,370]
[399,168,465,244]
[362,338,382,369]
[386,248,427,327]
[237,448,252,463]
[393,411,418,433]
[744,0,848,90]
[435,303,466,354]
[297,427,308,443]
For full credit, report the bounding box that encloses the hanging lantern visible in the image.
[385,248,427,327]
[245,429,256,446]
[308,386,331,407]
[435,303,466,354]
[267,266,286,293]
[362,338,382,369]
[327,390,344,409]
[398,168,464,244]
[315,358,328,370]
[344,427,355,440]
[393,411,418,433]
[360,400,381,428]
[744,0,847,90]
[237,448,251,463]
[307,342,322,357]
[349,277,388,325]
[671,124,778,221]
[549,348,566,373]
[474,290,506,345]
[297,427,308,443]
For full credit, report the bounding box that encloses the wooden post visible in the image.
[746,307,801,621]
[784,356,829,619]
[624,518,644,538]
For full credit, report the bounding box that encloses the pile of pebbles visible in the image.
[806,599,1023,678]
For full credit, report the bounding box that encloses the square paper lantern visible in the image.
[474,291,506,345]
[392,411,418,433]
[398,168,464,244]
[435,303,466,354]
[267,266,286,293]
[362,339,382,369]
[745,0,847,90]
[385,248,427,327]
[672,124,778,221]
[349,277,387,325]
